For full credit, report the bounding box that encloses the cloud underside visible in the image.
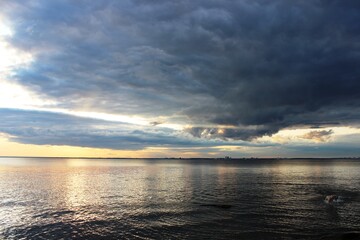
[0,109,189,150]
[1,0,360,143]
[0,109,277,150]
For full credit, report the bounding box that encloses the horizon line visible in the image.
[1,156,360,160]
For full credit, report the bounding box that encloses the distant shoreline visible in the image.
[0,156,359,160]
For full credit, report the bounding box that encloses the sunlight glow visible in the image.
[0,41,33,71]
[0,22,32,72]
[0,81,56,108]
[60,110,184,130]
[0,21,44,109]
[2,103,184,130]
[0,21,12,37]
[63,110,149,126]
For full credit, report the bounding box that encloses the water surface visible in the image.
[0,158,359,239]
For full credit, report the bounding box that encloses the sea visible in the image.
[0,158,359,240]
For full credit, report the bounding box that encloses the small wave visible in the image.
[0,200,31,207]
[198,204,232,209]
[33,210,76,219]
[319,232,360,240]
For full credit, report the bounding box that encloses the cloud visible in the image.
[1,0,360,142]
[150,121,163,126]
[186,126,279,141]
[0,108,275,150]
[301,129,334,142]
[0,108,190,150]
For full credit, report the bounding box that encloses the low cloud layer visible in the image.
[0,109,190,150]
[1,0,360,144]
[0,109,275,150]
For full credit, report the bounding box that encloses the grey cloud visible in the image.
[2,0,360,141]
[0,109,273,150]
[186,126,279,141]
[0,109,191,150]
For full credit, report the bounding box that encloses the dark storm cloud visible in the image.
[3,0,360,140]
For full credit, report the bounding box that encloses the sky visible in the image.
[1,0,360,158]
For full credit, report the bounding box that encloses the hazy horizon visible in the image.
[1,156,360,160]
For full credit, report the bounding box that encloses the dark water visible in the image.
[0,158,359,239]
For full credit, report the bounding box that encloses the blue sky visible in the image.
[1,0,360,157]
